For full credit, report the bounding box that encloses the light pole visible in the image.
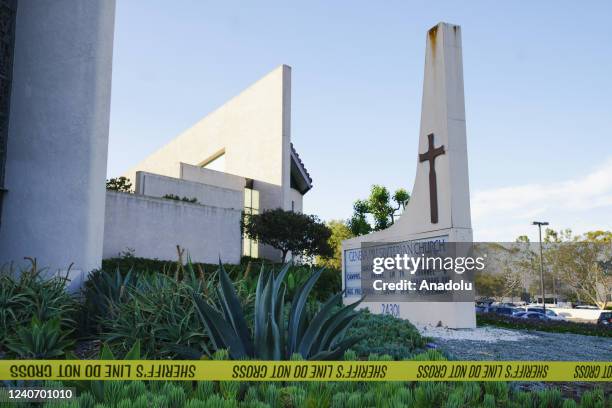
[533,221,549,311]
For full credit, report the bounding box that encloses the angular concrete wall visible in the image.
[124,65,293,261]
[0,0,115,289]
[124,65,292,213]
[135,171,243,210]
[103,191,241,264]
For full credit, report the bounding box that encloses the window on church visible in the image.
[243,187,259,258]
[200,150,225,172]
[0,0,16,226]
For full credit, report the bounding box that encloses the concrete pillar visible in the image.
[0,0,116,290]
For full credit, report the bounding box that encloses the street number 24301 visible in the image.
[381,303,400,317]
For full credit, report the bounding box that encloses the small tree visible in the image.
[106,177,132,192]
[348,185,410,236]
[545,230,612,309]
[347,200,372,236]
[316,219,354,270]
[241,209,333,263]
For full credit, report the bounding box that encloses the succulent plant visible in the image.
[5,317,74,358]
[192,262,363,360]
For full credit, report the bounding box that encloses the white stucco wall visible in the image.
[135,171,243,210]
[103,191,241,264]
[0,0,115,289]
[180,163,246,192]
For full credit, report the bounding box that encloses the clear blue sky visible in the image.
[108,1,612,241]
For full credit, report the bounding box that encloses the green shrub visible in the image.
[0,261,77,355]
[78,392,96,408]
[477,313,611,337]
[579,388,605,408]
[345,310,427,359]
[5,316,74,358]
[38,374,608,408]
[163,194,198,203]
[484,381,509,404]
[102,255,342,303]
[311,266,341,301]
[241,208,333,263]
[79,268,138,336]
[101,256,224,278]
[106,177,132,192]
[536,388,563,407]
[414,382,449,407]
[562,399,578,408]
[95,267,222,359]
[482,393,496,408]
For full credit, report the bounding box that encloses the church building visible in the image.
[103,65,312,263]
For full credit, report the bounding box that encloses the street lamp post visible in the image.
[532,221,549,311]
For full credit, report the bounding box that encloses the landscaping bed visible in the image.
[17,369,608,408]
[1,262,609,407]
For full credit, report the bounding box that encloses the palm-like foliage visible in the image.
[100,272,211,359]
[93,261,225,359]
[192,262,363,360]
[0,261,77,353]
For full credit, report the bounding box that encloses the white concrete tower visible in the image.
[342,22,475,328]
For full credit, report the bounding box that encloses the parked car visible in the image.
[520,311,550,321]
[475,305,489,313]
[512,311,527,318]
[597,312,612,326]
[526,307,566,321]
[491,306,518,316]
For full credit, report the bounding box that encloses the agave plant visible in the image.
[5,317,74,359]
[79,267,137,336]
[192,262,363,360]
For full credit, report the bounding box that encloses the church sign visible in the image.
[344,236,449,299]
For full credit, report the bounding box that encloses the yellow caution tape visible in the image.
[1,361,610,382]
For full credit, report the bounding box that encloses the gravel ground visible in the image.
[416,324,538,343]
[420,326,612,361]
[420,327,612,398]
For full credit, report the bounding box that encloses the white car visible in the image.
[520,311,551,321]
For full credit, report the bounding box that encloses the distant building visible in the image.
[104,65,312,263]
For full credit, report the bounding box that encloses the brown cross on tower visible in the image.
[419,133,445,224]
